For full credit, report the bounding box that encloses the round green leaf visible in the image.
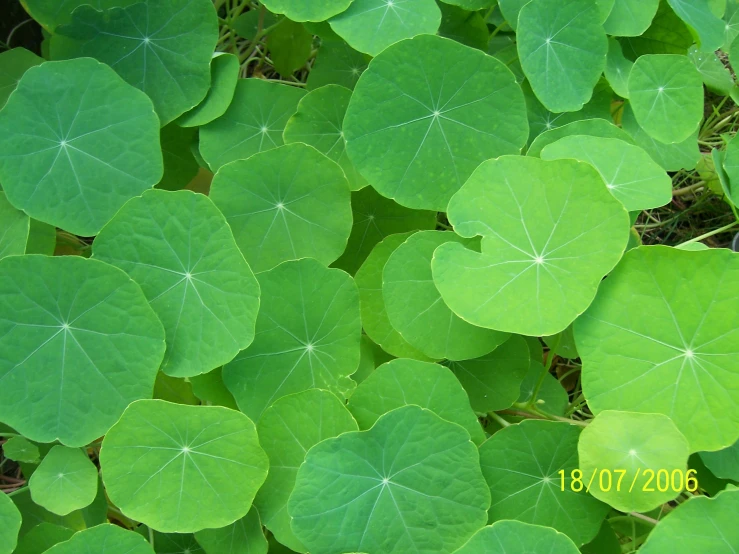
[479,420,610,546]
[195,507,267,554]
[578,410,690,512]
[0,489,22,554]
[689,46,734,95]
[210,143,352,273]
[627,54,703,144]
[288,405,491,554]
[306,41,369,91]
[199,79,306,171]
[432,156,630,336]
[517,0,608,113]
[283,84,366,191]
[384,231,508,360]
[454,521,580,554]
[52,0,219,125]
[255,389,359,552]
[93,189,260,378]
[2,436,40,463]
[29,446,98,516]
[261,0,351,22]
[329,0,441,57]
[0,255,165,446]
[43,524,155,554]
[348,358,485,444]
[541,135,672,211]
[604,38,633,98]
[344,34,528,211]
[527,118,634,158]
[640,489,739,554]
[667,0,725,51]
[0,48,43,108]
[177,53,240,128]
[699,440,739,481]
[603,0,659,36]
[0,58,162,237]
[100,400,269,533]
[223,258,360,421]
[575,246,739,453]
[0,191,29,261]
[447,334,531,413]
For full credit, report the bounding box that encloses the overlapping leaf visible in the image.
[43,524,155,554]
[29,446,98,516]
[454,521,580,554]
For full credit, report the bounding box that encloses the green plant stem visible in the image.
[528,335,561,407]
[487,411,511,428]
[677,220,739,246]
[6,486,27,497]
[148,526,155,547]
[502,402,588,427]
[0,433,18,438]
[672,181,705,197]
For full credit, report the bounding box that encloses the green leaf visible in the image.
[517,345,569,416]
[306,41,369,91]
[268,20,313,76]
[43,524,155,554]
[667,0,726,51]
[605,38,633,98]
[0,58,163,237]
[222,258,360,421]
[447,335,531,413]
[353,335,378,385]
[261,0,351,22]
[619,1,693,58]
[578,410,690,512]
[29,446,98,516]
[189,368,238,409]
[231,10,279,39]
[283,84,366,191]
[0,48,43,108]
[384,231,508,360]
[437,3,490,51]
[699,440,739,481]
[210,143,352,273]
[92,189,260,378]
[329,0,441,57]
[439,0,495,10]
[580,521,621,554]
[575,246,739,453]
[432,156,630,336]
[177,53,240,128]
[150,531,203,554]
[194,507,267,554]
[479,420,610,545]
[517,0,608,113]
[2,436,40,463]
[627,54,703,144]
[0,256,165,446]
[199,79,306,171]
[10,487,87,538]
[497,0,529,30]
[255,389,358,552]
[721,133,739,206]
[540,135,672,211]
[52,0,219,125]
[13,522,75,554]
[527,118,634,157]
[0,191,29,261]
[100,400,269,533]
[639,489,739,553]
[153,372,199,406]
[688,45,734,95]
[453,520,580,554]
[288,405,491,554]
[604,0,660,36]
[25,219,57,256]
[0,488,22,554]
[344,34,528,211]
[19,0,138,31]
[157,125,199,191]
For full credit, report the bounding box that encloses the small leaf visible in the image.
[306,41,368,91]
[2,436,40,463]
[604,38,633,98]
[29,446,98,516]
[268,20,313,76]
[0,487,22,554]
[157,125,199,191]
[688,45,734,95]
[177,53,240,128]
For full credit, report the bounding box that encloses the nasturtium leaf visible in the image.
[346,34,527,211]
[52,0,219,125]
[10,486,87,538]
[440,0,495,10]
[517,0,607,113]
[720,132,739,207]
[0,191,29,261]
[699,440,739,482]
[688,46,734,95]
[384,231,508,360]
[0,488,22,554]
[178,53,240,128]
[223,258,360,421]
[29,446,98,516]
[0,255,165,446]
[619,1,694,58]
[13,522,76,554]
[603,0,660,36]
[288,405,491,554]
[157,125,199,191]
[353,335,377,384]
[283,85,366,191]
[189,367,238,409]
[578,410,690,512]
[150,531,203,554]
[261,0,351,22]
[100,400,269,533]
[497,0,529,30]
[725,8,739,49]
[518,348,569,416]
[527,118,634,157]
[0,48,43,108]
[25,219,57,256]
[348,358,485,444]
[329,0,441,57]
[306,41,369,91]
[231,10,279,39]
[667,0,725,51]
[210,143,352,273]
[195,507,267,554]
[627,54,703,144]
[43,524,155,554]
[93,189,260,378]
[0,58,163,237]
[605,38,633,98]
[639,489,739,554]
[268,20,313,76]
[153,372,199,406]
[438,4,490,51]
[454,520,580,554]
[447,335,531,413]
[2,436,40,463]
[355,233,437,361]
[541,136,672,211]
[479,420,610,545]
[575,246,739,453]
[199,79,306,171]
[255,389,359,552]
[19,0,138,30]
[432,156,630,336]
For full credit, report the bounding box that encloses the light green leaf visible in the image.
[0,58,162,237]
[195,507,267,554]
[543,324,580,359]
[43,524,155,554]
[0,488,22,554]
[306,41,369,91]
[222,258,361,421]
[0,191,29,261]
[527,118,634,158]
[575,246,739,452]
[384,231,508,360]
[92,189,260,378]
[688,46,734,95]
[13,522,75,554]
[619,1,693,57]
[497,0,529,30]
[453,521,580,554]
[667,0,725,51]
[439,0,495,11]
[479,420,610,545]
[517,0,607,113]
[329,0,441,57]
[345,34,527,211]
[353,335,378,385]
[2,436,40,463]
[177,53,240,128]
[261,0,352,22]
[157,124,198,191]
[19,0,138,30]
[0,256,165,446]
[605,38,633,98]
[199,79,306,171]
[52,0,219,125]
[210,143,352,273]
[255,389,358,552]
[100,400,269,533]
[268,20,313,76]
[699,440,739,481]
[603,0,660,36]
[0,48,43,108]
[29,446,98,516]
[432,156,630,336]
[288,405,491,554]
[189,367,238,409]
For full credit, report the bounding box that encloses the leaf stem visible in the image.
[676,220,738,247]
[487,411,512,428]
[528,335,561,407]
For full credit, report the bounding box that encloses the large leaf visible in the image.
[29,446,98,516]
[667,0,725,51]
[194,507,268,554]
[0,191,29,260]
[454,521,580,554]
[0,48,43,108]
[261,0,351,22]
[43,524,155,554]
[0,491,22,554]
[603,0,660,36]
[0,58,162,237]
